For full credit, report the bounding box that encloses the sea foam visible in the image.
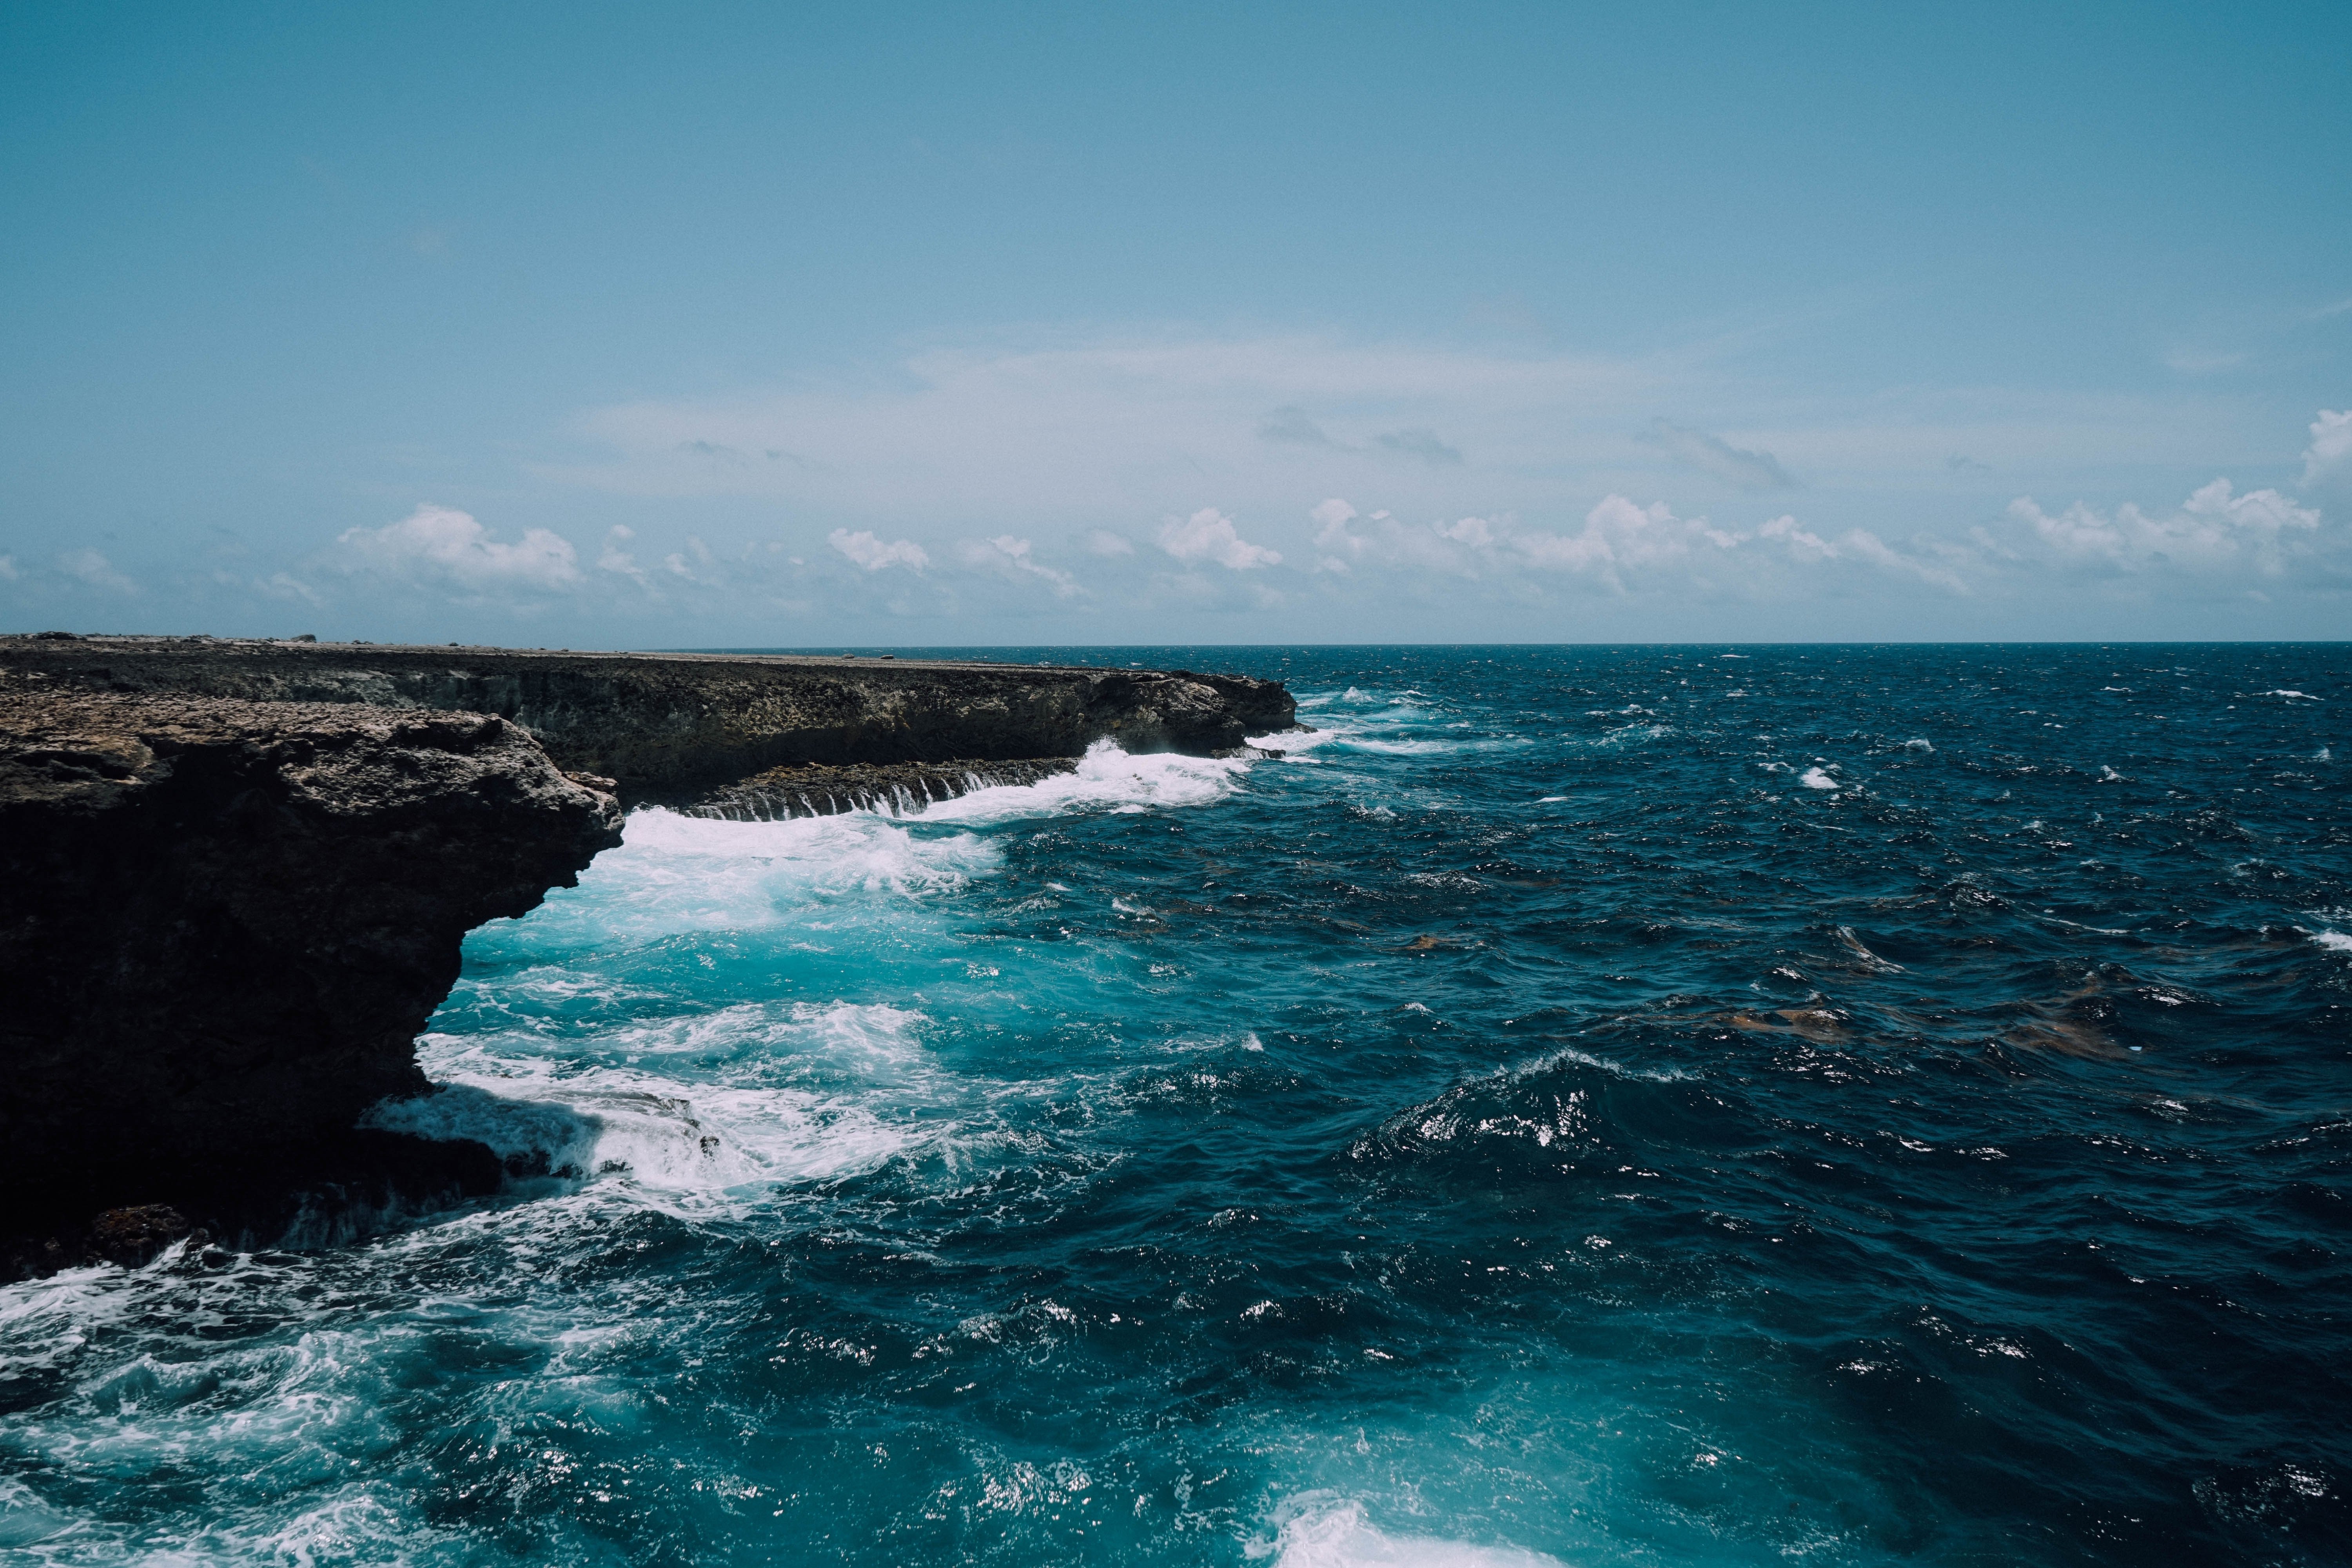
[1254,1496,1561,1568]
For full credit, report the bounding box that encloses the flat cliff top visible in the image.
[1,634,1298,799]
[0,633,1180,678]
[0,681,625,839]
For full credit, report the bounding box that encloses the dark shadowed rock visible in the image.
[0,684,624,1242]
[87,1205,206,1267]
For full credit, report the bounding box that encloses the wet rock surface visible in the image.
[682,756,1082,820]
[0,683,623,1264]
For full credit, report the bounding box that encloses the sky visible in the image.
[2,1,2348,646]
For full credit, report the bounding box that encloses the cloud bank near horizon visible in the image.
[11,404,2333,643]
[3,326,2343,641]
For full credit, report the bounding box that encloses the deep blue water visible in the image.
[5,644,2350,1566]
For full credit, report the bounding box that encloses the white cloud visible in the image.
[598,524,653,588]
[1514,495,1746,587]
[2301,408,2352,493]
[663,535,720,583]
[1647,419,1798,490]
[337,504,581,596]
[1083,528,1136,557]
[2009,477,2319,577]
[1306,493,1743,590]
[1757,517,1968,592]
[0,555,17,581]
[1306,493,1965,594]
[960,534,1080,597]
[1159,507,1282,569]
[827,528,929,571]
[1309,498,1359,572]
[256,571,321,606]
[59,548,138,594]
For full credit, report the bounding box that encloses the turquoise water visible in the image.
[4,645,2348,1565]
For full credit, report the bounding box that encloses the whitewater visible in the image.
[2,644,2347,1566]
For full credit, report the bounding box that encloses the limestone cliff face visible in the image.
[1,640,1298,804]
[0,684,623,1230]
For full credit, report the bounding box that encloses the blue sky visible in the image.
[4,1,2347,644]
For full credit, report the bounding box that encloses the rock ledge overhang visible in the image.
[0,683,624,1237]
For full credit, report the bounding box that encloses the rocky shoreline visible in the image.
[2,635,1295,804]
[0,637,1294,1275]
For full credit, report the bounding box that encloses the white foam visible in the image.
[1798,767,1839,790]
[1901,738,1934,753]
[535,810,997,946]
[921,740,1249,824]
[0,1479,72,1549]
[501,740,1252,950]
[368,1068,915,1208]
[1256,725,1344,753]
[2260,690,2321,701]
[370,1001,944,1210]
[2100,765,2127,782]
[2309,929,2352,954]
[1251,1496,1561,1568]
[1590,724,1673,748]
[0,1263,139,1380]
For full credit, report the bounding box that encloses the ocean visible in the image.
[3,644,2347,1566]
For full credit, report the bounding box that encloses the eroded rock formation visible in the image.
[0,683,623,1239]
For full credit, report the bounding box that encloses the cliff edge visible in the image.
[0,638,1298,806]
[0,683,624,1243]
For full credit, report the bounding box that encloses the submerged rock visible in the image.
[0,685,624,1244]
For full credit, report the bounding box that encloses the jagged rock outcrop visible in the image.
[0,639,1297,804]
[0,684,624,1238]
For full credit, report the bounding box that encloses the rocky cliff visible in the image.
[0,682,624,1245]
[0,638,1297,806]
[0,637,1294,1267]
